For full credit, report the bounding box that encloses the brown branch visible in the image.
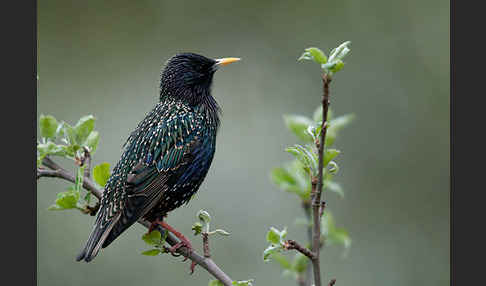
[38,156,234,286]
[81,146,91,179]
[284,240,316,260]
[202,233,210,258]
[310,73,332,286]
[300,197,313,286]
[319,201,327,218]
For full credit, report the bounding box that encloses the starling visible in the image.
[76,53,240,263]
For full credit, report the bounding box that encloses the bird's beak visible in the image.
[214,57,241,67]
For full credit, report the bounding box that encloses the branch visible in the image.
[311,73,332,286]
[300,196,313,286]
[81,146,91,179]
[284,240,316,260]
[202,233,211,258]
[38,156,234,286]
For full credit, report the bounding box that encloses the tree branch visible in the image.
[284,240,316,260]
[301,200,313,286]
[202,233,211,258]
[38,156,234,286]
[311,73,332,286]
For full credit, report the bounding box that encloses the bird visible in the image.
[76,53,240,264]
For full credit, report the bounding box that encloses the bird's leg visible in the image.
[150,219,197,274]
[161,221,193,253]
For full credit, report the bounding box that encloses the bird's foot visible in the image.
[150,219,197,274]
[167,240,197,273]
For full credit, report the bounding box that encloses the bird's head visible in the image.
[159,53,240,106]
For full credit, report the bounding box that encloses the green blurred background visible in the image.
[37,0,449,285]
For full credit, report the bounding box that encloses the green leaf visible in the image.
[263,244,283,261]
[325,113,355,146]
[324,149,340,167]
[192,222,203,236]
[208,280,224,286]
[49,189,79,210]
[286,145,318,176]
[63,123,77,145]
[329,60,345,73]
[327,161,339,174]
[37,142,66,162]
[328,41,351,62]
[93,163,110,187]
[39,115,58,140]
[213,229,231,236]
[321,211,351,253]
[55,122,65,138]
[74,115,96,145]
[270,252,292,270]
[85,131,100,153]
[298,47,327,64]
[328,227,352,250]
[313,106,323,122]
[47,204,64,211]
[325,180,344,198]
[292,252,309,273]
[232,279,254,286]
[141,249,161,256]
[197,209,211,224]
[283,115,314,142]
[321,211,334,237]
[270,167,301,195]
[288,160,312,195]
[142,230,162,246]
[321,60,343,73]
[266,227,282,244]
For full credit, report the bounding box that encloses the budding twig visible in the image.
[310,73,332,286]
[284,240,316,260]
[203,233,211,258]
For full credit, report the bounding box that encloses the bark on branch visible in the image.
[284,240,316,260]
[311,73,332,286]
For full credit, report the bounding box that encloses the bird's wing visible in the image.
[101,110,211,248]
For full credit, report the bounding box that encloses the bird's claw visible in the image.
[166,240,197,274]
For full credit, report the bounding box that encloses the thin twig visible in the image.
[319,201,326,218]
[284,240,316,260]
[304,188,317,286]
[202,233,211,258]
[82,146,91,179]
[311,73,332,286]
[38,156,234,286]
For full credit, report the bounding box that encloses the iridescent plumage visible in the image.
[76,53,235,262]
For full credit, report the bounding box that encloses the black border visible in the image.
[451,0,486,284]
[2,1,36,285]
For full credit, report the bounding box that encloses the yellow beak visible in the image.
[215,57,241,66]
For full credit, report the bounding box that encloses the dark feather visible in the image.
[76,53,222,262]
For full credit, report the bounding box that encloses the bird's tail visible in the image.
[76,212,121,262]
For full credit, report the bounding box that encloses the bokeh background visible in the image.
[37,0,449,285]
